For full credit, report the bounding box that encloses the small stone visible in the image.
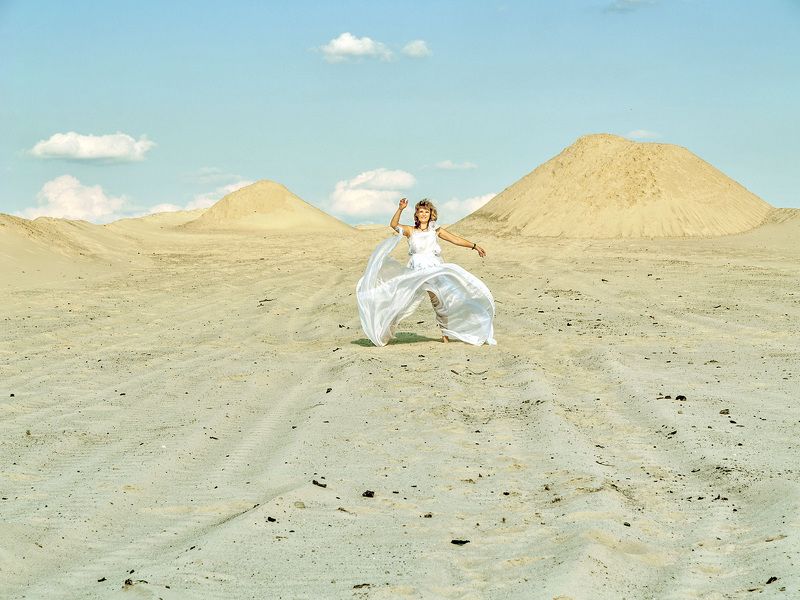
[451,539,470,545]
[362,490,375,498]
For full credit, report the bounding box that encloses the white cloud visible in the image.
[185,167,244,185]
[626,129,661,139]
[440,192,496,222]
[145,203,183,214]
[330,168,416,217]
[184,180,254,211]
[435,159,477,170]
[30,131,155,162]
[606,0,656,13]
[320,32,393,63]
[402,40,432,58]
[15,175,127,222]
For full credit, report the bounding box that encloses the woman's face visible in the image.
[416,207,430,223]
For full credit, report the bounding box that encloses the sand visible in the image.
[1,207,798,598]
[457,134,774,238]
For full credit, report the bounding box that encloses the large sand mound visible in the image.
[455,134,774,238]
[181,180,352,232]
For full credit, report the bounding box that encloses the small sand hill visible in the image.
[106,208,208,236]
[0,213,146,288]
[0,214,138,259]
[180,180,352,232]
[728,207,800,251]
[455,134,774,238]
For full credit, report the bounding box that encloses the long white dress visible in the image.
[356,220,497,347]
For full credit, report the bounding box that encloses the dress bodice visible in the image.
[400,221,442,270]
[408,224,441,256]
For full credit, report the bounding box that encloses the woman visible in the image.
[356,197,496,346]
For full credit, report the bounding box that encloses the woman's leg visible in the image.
[427,291,449,343]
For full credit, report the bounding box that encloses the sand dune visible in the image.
[107,208,208,232]
[0,214,150,289]
[180,180,352,232]
[455,134,774,238]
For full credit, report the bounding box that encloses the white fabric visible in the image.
[356,221,497,347]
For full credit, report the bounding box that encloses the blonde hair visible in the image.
[414,198,438,228]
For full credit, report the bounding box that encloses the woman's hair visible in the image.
[414,198,438,228]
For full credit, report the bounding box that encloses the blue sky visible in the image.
[1,0,798,224]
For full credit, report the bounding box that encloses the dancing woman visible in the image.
[356,197,496,346]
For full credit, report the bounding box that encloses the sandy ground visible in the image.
[1,217,799,599]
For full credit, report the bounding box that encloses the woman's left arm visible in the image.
[438,228,486,257]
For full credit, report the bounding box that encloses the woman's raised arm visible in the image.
[390,198,408,234]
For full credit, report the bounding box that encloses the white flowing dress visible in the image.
[356,221,496,347]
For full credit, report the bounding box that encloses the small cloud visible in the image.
[440,192,496,222]
[626,129,661,139]
[146,203,183,214]
[320,32,393,63]
[434,159,477,170]
[606,0,655,13]
[30,131,155,162]
[184,180,254,211]
[15,175,127,222]
[402,40,431,58]
[330,168,416,218]
[184,167,244,185]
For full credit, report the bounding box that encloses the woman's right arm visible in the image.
[390,198,408,234]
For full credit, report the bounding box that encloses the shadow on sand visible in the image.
[352,332,441,347]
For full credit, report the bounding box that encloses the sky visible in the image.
[1,0,798,225]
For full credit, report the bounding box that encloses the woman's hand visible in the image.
[474,244,486,258]
[398,198,408,210]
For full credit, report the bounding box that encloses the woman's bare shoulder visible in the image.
[393,224,412,237]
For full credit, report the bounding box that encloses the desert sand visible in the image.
[2,168,799,599]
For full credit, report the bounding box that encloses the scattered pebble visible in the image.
[312,479,327,488]
[362,490,375,498]
[451,539,470,545]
